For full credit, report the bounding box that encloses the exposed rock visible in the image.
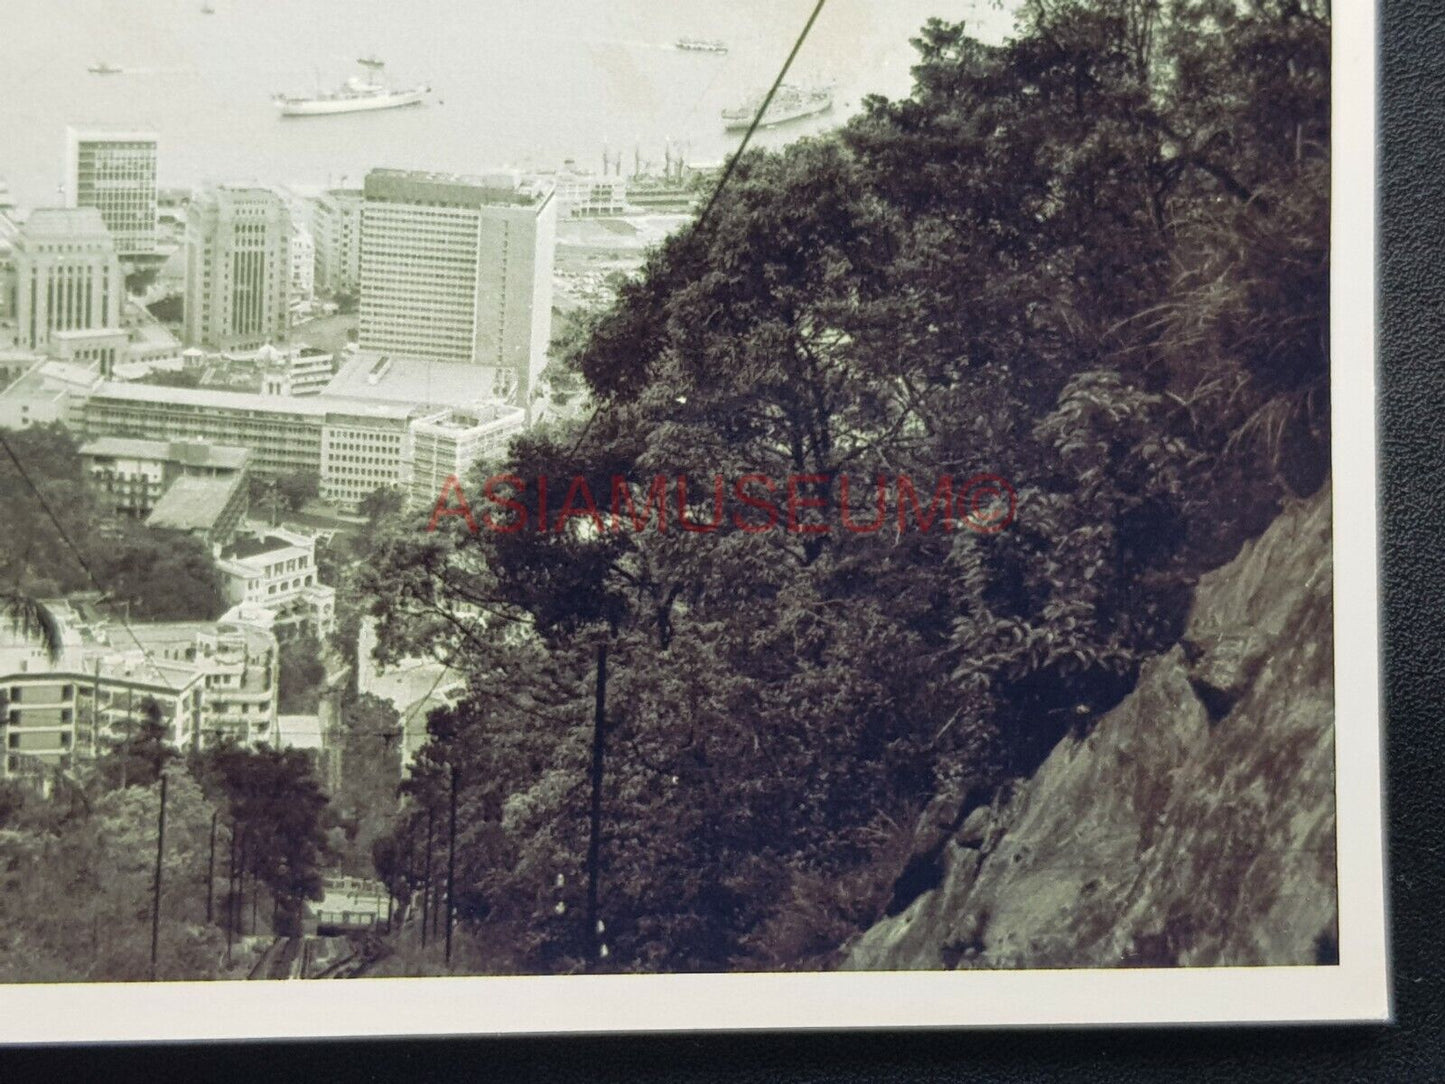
[841,489,1336,971]
[956,805,992,848]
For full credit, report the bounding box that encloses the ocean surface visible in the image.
[0,0,1018,211]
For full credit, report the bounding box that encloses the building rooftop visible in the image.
[19,207,112,240]
[220,532,310,562]
[88,379,416,420]
[145,474,246,533]
[364,168,552,209]
[323,352,507,410]
[81,435,250,471]
[66,125,159,143]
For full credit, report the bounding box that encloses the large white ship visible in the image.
[274,58,429,117]
[722,83,833,131]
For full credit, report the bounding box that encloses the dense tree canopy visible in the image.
[364,0,1330,973]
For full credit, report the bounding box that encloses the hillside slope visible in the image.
[842,489,1337,970]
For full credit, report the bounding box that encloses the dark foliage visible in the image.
[364,0,1330,973]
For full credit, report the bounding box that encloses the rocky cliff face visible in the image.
[841,489,1337,970]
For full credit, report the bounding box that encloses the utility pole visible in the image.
[585,642,607,972]
[205,810,217,924]
[421,806,434,948]
[149,773,168,982]
[226,821,237,967]
[445,763,458,965]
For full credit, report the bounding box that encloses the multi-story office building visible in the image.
[536,165,630,218]
[358,169,556,417]
[12,208,123,353]
[81,380,415,511]
[83,381,328,477]
[79,435,250,516]
[409,405,528,508]
[311,188,362,296]
[0,208,19,321]
[184,185,291,351]
[318,403,413,511]
[64,127,159,258]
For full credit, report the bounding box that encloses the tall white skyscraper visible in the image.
[64,126,158,258]
[358,168,556,414]
[184,185,292,351]
[13,207,123,352]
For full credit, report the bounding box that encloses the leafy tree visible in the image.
[97,698,176,790]
[331,692,402,875]
[191,743,333,935]
[96,525,226,621]
[362,0,1332,973]
[275,470,321,513]
[278,632,326,713]
[0,769,226,982]
[359,486,406,529]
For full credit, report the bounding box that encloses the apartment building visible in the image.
[358,169,556,417]
[144,473,249,549]
[0,604,282,781]
[124,621,279,747]
[64,127,159,258]
[185,185,291,350]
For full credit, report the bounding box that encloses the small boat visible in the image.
[200,3,215,13]
[358,55,385,69]
[676,38,728,54]
[88,61,123,75]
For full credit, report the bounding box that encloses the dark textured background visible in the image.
[5,0,1442,1077]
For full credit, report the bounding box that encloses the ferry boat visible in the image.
[675,38,728,54]
[88,61,123,75]
[274,60,429,117]
[722,83,832,131]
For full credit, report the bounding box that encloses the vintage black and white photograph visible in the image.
[0,0,1385,1040]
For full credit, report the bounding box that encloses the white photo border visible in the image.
[0,0,1388,1042]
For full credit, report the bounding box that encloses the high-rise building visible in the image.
[64,127,159,258]
[358,169,556,416]
[12,208,123,353]
[311,188,362,296]
[290,221,315,308]
[184,185,291,351]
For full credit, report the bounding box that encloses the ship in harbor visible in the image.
[273,58,429,117]
[722,83,833,131]
[675,38,728,54]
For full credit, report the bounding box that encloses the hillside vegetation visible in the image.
[361,0,1331,973]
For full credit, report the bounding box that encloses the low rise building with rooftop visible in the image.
[79,435,250,518]
[216,527,335,638]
